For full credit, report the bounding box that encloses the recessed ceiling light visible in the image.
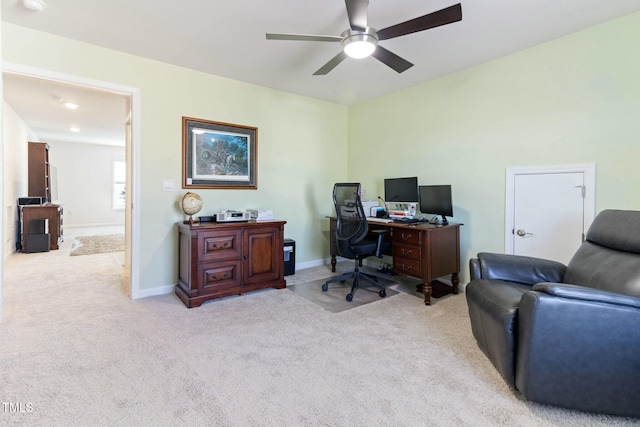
[64,102,79,110]
[23,0,47,12]
[70,127,80,132]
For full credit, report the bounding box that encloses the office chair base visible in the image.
[322,266,386,302]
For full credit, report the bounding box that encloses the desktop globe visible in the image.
[181,192,203,224]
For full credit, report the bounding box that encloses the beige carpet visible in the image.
[1,251,638,426]
[69,233,125,256]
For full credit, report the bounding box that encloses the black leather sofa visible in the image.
[466,209,640,417]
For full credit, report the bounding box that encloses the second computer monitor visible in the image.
[384,177,419,204]
[419,185,453,224]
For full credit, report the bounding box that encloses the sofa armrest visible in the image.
[469,258,481,281]
[476,252,566,285]
[533,282,640,309]
[515,285,640,417]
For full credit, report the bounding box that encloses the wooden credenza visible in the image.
[329,218,462,305]
[176,220,287,308]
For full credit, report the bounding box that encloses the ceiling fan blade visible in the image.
[313,51,348,75]
[266,33,342,42]
[377,3,462,41]
[371,46,414,73]
[345,0,369,31]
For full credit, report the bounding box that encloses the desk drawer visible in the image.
[394,257,422,278]
[198,229,242,261]
[393,243,422,261]
[393,229,422,245]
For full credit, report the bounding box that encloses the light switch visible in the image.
[162,179,175,191]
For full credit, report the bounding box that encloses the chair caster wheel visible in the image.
[379,290,386,298]
[322,284,328,292]
[346,293,353,302]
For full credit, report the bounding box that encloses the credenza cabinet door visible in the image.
[243,225,283,286]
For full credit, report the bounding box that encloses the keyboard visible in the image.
[368,217,393,224]
[393,217,422,224]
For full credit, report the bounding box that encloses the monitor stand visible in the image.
[440,215,449,226]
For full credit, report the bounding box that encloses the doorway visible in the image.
[505,164,595,265]
[1,63,141,314]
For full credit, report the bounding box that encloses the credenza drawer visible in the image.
[393,243,422,261]
[394,257,422,278]
[198,229,242,261]
[198,260,242,293]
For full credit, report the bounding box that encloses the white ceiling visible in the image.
[3,0,640,144]
[2,72,129,146]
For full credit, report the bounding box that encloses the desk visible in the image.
[329,218,462,305]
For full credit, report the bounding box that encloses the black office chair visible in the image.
[323,183,391,302]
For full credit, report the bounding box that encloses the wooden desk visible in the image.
[329,218,462,305]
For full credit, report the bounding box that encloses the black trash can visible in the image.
[284,238,295,276]
[26,219,50,253]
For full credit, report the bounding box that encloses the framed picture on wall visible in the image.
[182,117,257,189]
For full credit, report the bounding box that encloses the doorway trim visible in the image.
[2,61,141,299]
[505,163,596,255]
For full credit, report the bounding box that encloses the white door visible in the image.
[505,165,595,265]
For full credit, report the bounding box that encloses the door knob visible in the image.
[516,229,533,237]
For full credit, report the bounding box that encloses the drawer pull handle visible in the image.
[400,233,413,241]
[401,249,412,256]
[213,272,230,281]
[402,265,412,271]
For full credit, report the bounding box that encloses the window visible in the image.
[113,160,126,210]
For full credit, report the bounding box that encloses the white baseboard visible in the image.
[133,284,174,299]
[294,258,336,270]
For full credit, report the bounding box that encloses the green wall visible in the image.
[2,23,348,294]
[348,12,640,281]
[3,11,640,293]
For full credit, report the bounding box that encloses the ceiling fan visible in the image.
[266,0,462,75]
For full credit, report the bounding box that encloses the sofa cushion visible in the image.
[478,252,565,285]
[465,279,530,387]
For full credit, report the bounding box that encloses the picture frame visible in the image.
[182,117,257,189]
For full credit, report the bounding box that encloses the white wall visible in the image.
[2,100,36,257]
[348,12,640,282]
[47,141,125,227]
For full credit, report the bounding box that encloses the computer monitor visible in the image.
[419,185,453,225]
[384,177,419,204]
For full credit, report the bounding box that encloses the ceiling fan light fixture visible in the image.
[22,0,47,11]
[342,29,378,59]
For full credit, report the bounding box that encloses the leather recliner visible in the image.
[466,209,640,417]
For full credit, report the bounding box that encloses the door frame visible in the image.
[1,61,142,299]
[505,163,596,255]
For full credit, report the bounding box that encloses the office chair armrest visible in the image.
[370,229,390,257]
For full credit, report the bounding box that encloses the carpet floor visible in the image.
[1,249,638,426]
